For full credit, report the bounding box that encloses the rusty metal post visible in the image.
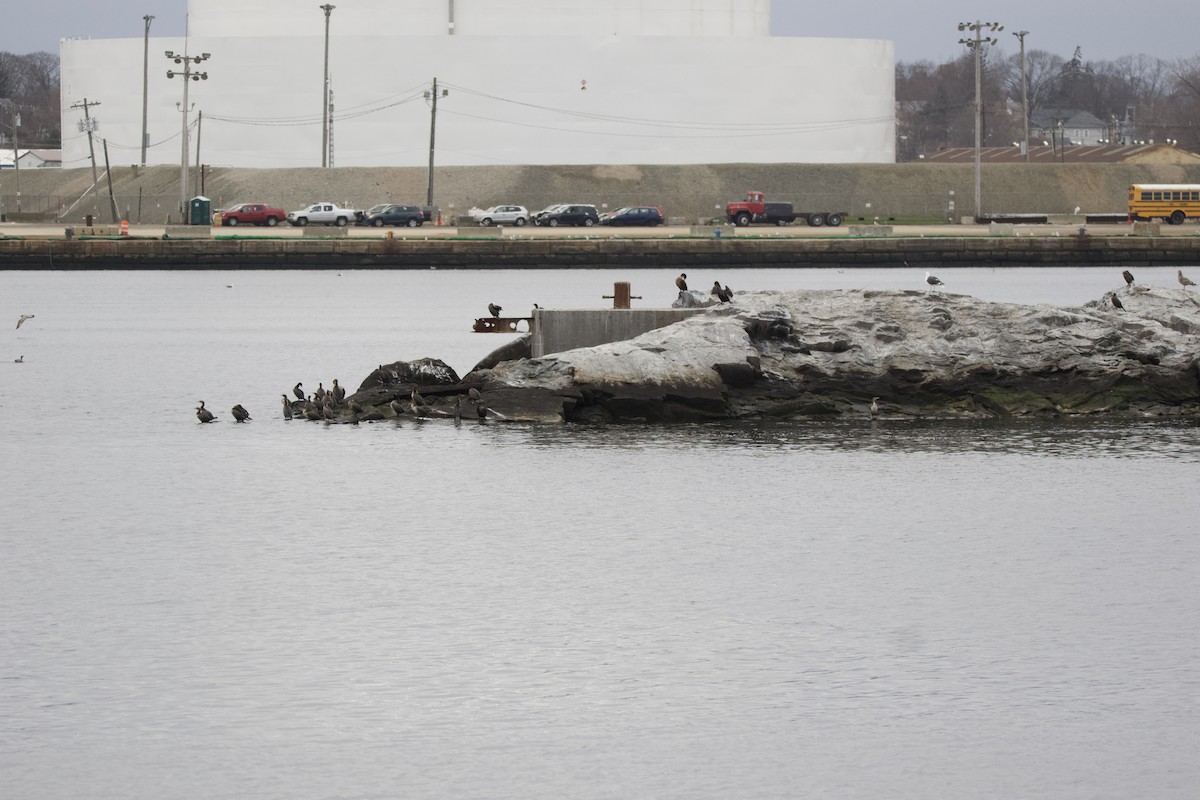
[612,282,631,309]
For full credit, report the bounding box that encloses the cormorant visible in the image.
[925,272,944,289]
[1110,293,1125,311]
[293,382,304,401]
[304,402,323,421]
[389,398,406,417]
[14,355,23,363]
[468,387,482,402]
[332,379,345,404]
[1122,270,1135,287]
[314,382,326,402]
[675,273,688,292]
[488,303,502,318]
[281,394,293,420]
[196,401,215,423]
[231,404,251,423]
[1178,270,1196,289]
[410,386,430,417]
[723,285,734,300]
[16,314,34,329]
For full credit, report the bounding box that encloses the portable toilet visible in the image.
[189,196,212,226]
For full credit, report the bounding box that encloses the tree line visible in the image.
[898,46,1200,160]
[0,51,60,149]
[3,46,1199,161]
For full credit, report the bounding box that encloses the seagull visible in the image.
[281,394,293,420]
[925,272,943,289]
[231,404,251,423]
[14,355,24,363]
[16,314,34,329]
[196,401,215,423]
[1178,270,1196,289]
[1122,270,1135,287]
[1110,293,1125,311]
[675,273,688,292]
[293,382,304,401]
[488,303,502,318]
[870,396,880,418]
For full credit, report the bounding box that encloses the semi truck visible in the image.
[725,191,845,227]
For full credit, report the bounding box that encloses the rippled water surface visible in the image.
[2,268,1199,800]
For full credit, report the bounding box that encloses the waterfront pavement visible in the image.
[2,221,1194,240]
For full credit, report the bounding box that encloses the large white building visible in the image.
[59,0,894,169]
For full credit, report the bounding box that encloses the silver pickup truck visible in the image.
[286,201,361,227]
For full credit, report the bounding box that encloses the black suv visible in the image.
[360,204,425,227]
[543,204,600,227]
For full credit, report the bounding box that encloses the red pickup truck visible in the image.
[219,202,287,227]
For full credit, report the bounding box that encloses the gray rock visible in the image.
[461,287,1200,422]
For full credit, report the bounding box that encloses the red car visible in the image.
[220,202,287,227]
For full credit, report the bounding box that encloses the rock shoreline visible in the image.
[327,286,1200,424]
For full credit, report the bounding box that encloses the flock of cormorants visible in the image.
[674,273,735,303]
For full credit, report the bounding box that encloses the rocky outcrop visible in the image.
[467,286,1200,422]
[331,287,1200,424]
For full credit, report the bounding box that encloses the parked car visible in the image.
[600,206,665,227]
[286,201,361,227]
[359,204,426,228]
[469,204,530,227]
[532,204,568,226]
[542,204,600,227]
[220,202,287,227]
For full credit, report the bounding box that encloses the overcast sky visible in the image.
[4,0,1196,63]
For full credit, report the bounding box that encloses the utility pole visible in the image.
[141,14,154,165]
[195,109,203,189]
[70,98,101,188]
[10,107,19,213]
[1013,30,1029,162]
[957,21,1003,221]
[425,77,448,208]
[165,49,210,222]
[320,4,335,168]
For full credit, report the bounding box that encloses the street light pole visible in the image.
[165,49,210,222]
[320,4,335,168]
[1013,30,1029,162]
[141,14,154,165]
[958,21,1003,221]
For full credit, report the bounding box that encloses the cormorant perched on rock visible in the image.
[16,314,34,329]
[723,285,734,301]
[488,303,502,318]
[925,272,944,289]
[281,394,293,420]
[231,404,251,423]
[196,401,215,423]
[348,399,363,416]
[1110,292,1125,311]
[331,379,345,404]
[468,387,482,402]
[711,282,732,302]
[1122,270,1135,287]
[304,402,323,421]
[870,397,880,418]
[314,382,326,402]
[293,382,304,401]
[1178,270,1196,289]
[675,273,688,292]
[410,386,430,417]
[389,398,406,417]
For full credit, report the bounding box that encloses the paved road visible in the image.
[0,221,1177,240]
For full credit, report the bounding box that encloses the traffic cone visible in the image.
[120,219,130,236]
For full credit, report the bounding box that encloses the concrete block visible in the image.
[1132,222,1160,236]
[849,225,893,237]
[531,308,706,358]
[302,225,348,237]
[164,225,211,239]
[988,222,1015,236]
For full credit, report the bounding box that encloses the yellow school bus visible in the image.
[1128,183,1200,224]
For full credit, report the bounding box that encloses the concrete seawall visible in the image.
[3,233,1200,270]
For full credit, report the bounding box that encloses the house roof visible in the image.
[1030,109,1108,130]
[919,143,1200,165]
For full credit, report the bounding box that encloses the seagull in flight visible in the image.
[16,314,34,329]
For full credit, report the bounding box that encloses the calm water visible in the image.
[2,267,1199,800]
